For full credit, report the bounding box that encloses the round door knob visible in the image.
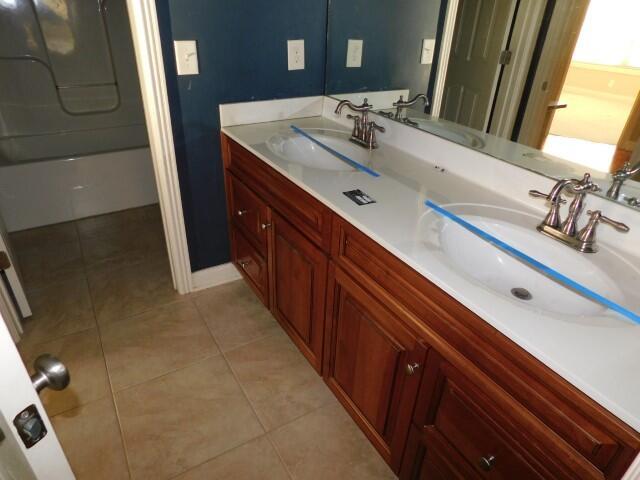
[30,354,70,393]
[405,362,420,376]
[261,223,272,230]
[479,455,496,471]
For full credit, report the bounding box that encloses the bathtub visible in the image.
[0,128,158,231]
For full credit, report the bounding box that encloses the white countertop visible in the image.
[222,115,640,432]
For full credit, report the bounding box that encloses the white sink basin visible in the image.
[421,204,640,323]
[266,129,372,171]
[409,118,485,149]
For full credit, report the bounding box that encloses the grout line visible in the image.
[265,432,296,480]
[79,214,135,480]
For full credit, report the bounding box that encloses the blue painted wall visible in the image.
[325,0,442,98]
[156,0,327,271]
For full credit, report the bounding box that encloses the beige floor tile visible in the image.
[51,397,130,480]
[18,276,95,350]
[21,328,110,417]
[87,257,181,325]
[17,239,85,290]
[194,281,279,352]
[79,220,166,268]
[174,436,289,480]
[101,301,220,391]
[226,330,333,431]
[76,205,160,239]
[10,222,78,254]
[115,356,264,480]
[270,402,395,480]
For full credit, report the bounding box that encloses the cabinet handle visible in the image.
[261,223,272,230]
[479,455,496,471]
[239,260,251,269]
[237,209,248,217]
[405,362,420,376]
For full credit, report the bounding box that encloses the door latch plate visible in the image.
[13,404,47,448]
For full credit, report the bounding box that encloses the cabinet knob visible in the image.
[405,362,420,376]
[261,223,272,230]
[239,260,251,269]
[237,209,248,217]
[479,455,496,471]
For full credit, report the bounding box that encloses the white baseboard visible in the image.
[190,262,242,292]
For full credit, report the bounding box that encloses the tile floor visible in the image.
[12,205,395,480]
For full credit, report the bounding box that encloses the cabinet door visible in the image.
[324,264,428,472]
[269,212,328,373]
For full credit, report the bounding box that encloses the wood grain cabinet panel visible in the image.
[324,263,428,473]
[269,212,328,373]
[227,173,269,254]
[230,226,269,306]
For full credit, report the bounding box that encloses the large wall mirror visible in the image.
[325,0,640,211]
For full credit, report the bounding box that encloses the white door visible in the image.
[441,0,516,131]
[0,310,74,479]
[0,212,31,339]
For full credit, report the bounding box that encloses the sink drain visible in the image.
[511,287,532,301]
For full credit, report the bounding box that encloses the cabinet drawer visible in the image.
[231,226,268,306]
[222,134,333,252]
[414,350,597,479]
[228,173,269,254]
[431,376,543,479]
[401,425,481,480]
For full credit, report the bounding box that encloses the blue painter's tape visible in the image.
[290,125,381,178]
[425,200,640,325]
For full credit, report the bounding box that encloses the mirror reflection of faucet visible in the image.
[607,160,640,200]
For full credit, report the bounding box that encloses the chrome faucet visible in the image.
[335,98,386,149]
[529,174,628,252]
[393,94,429,121]
[606,160,640,199]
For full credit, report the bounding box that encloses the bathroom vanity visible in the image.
[220,110,640,479]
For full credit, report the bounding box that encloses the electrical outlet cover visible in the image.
[287,39,305,71]
[174,40,199,75]
[420,39,436,65]
[346,39,363,68]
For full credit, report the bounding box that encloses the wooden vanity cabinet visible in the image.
[269,211,328,372]
[221,133,640,479]
[222,135,331,372]
[324,263,428,472]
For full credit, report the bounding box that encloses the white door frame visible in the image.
[431,0,460,118]
[125,0,193,294]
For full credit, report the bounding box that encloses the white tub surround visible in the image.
[220,104,640,440]
[0,148,158,231]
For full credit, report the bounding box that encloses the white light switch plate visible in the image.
[174,40,199,75]
[287,39,305,71]
[420,39,436,65]
[346,39,363,68]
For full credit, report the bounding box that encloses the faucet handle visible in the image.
[575,210,629,252]
[569,173,601,193]
[369,121,385,133]
[529,190,567,204]
[585,210,630,232]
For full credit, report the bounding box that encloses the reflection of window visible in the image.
[572,0,640,67]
